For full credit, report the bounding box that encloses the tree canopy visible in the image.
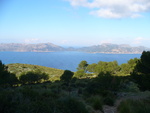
[131,51,150,90]
[19,71,49,84]
[0,60,18,86]
[60,70,74,83]
[77,60,88,72]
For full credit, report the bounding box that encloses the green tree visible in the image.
[94,61,108,74]
[8,73,19,86]
[19,73,28,84]
[0,60,9,85]
[132,51,150,90]
[60,70,74,83]
[120,58,138,76]
[0,60,18,86]
[87,63,97,73]
[120,63,130,75]
[19,71,49,84]
[41,72,49,82]
[107,61,120,74]
[135,51,150,74]
[94,61,120,75]
[74,69,85,78]
[77,60,88,72]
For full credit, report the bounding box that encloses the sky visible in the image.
[0,0,150,47]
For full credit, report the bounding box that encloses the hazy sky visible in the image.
[0,0,150,47]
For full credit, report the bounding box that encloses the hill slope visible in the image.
[7,63,64,81]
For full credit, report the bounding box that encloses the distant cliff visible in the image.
[0,43,64,52]
[77,43,150,54]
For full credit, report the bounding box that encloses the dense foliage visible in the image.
[60,70,74,84]
[0,61,18,87]
[84,59,138,76]
[0,85,88,113]
[131,51,150,90]
[19,71,49,84]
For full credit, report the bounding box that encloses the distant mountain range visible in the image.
[77,43,150,54]
[0,43,64,52]
[0,43,149,54]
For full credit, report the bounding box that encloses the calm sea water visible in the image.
[0,51,141,71]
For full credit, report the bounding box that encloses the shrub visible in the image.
[120,81,140,92]
[19,71,49,84]
[86,95,103,111]
[58,96,89,113]
[103,96,115,106]
[117,98,150,113]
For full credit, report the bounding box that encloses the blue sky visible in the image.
[0,0,150,47]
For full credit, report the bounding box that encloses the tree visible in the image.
[60,70,74,83]
[74,69,85,78]
[77,61,88,72]
[0,60,9,84]
[135,51,150,74]
[120,63,130,75]
[94,61,120,75]
[132,51,150,90]
[107,61,120,74]
[19,73,28,84]
[0,60,18,86]
[87,63,97,73]
[120,58,139,76]
[41,73,49,82]
[19,71,49,84]
[127,58,139,72]
[7,73,19,86]
[94,61,107,74]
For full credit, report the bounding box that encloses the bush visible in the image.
[0,90,17,113]
[117,98,150,113]
[58,96,89,113]
[120,81,140,92]
[19,71,49,84]
[86,95,103,111]
[103,96,115,106]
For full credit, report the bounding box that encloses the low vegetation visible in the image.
[7,63,64,81]
[0,51,150,113]
[118,97,150,113]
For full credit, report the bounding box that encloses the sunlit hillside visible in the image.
[7,63,64,81]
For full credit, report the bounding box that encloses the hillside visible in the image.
[7,63,64,81]
[77,43,149,54]
[0,43,64,52]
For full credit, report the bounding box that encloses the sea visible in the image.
[0,51,141,72]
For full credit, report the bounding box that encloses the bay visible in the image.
[0,51,141,71]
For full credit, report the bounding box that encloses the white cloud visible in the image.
[65,0,150,18]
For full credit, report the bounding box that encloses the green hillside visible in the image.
[7,63,64,81]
